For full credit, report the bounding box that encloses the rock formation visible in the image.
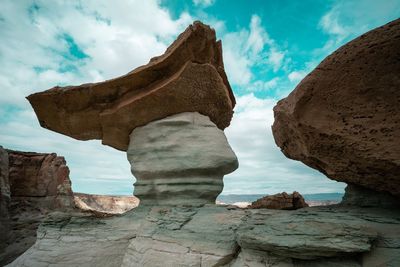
[127,112,238,205]
[7,150,74,209]
[272,18,400,197]
[74,193,139,214]
[0,146,10,218]
[248,191,309,210]
[27,21,235,151]
[0,148,75,266]
[8,204,399,267]
[12,19,400,266]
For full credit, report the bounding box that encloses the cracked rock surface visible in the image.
[8,205,400,267]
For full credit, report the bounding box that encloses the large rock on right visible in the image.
[272,19,400,197]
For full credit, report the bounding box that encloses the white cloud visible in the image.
[318,0,400,54]
[193,0,215,7]
[222,15,287,89]
[224,94,345,195]
[288,70,307,83]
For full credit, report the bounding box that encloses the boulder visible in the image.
[272,19,400,197]
[74,193,139,214]
[248,191,309,210]
[27,21,235,151]
[127,112,238,205]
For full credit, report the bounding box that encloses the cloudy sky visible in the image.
[1,0,399,195]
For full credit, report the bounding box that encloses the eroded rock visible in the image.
[27,21,235,151]
[0,149,75,266]
[248,191,309,210]
[9,205,400,266]
[127,112,238,205]
[272,18,400,197]
[74,193,139,214]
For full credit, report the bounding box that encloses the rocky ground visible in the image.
[7,201,400,267]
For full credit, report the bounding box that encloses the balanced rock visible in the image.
[272,19,400,196]
[127,112,238,205]
[27,21,235,151]
[248,191,308,210]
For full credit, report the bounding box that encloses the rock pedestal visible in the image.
[127,112,238,205]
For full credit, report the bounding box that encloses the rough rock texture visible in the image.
[27,21,235,151]
[7,150,74,209]
[248,192,309,210]
[341,184,399,208]
[0,146,10,218]
[74,193,139,214]
[127,112,238,205]
[0,149,75,266]
[8,205,400,267]
[272,19,400,197]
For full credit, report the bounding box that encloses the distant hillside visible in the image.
[217,193,343,204]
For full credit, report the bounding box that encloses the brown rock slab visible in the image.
[248,191,308,210]
[272,19,400,197]
[27,21,235,151]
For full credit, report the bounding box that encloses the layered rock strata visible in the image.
[248,191,309,210]
[0,148,75,266]
[27,21,235,151]
[272,18,400,197]
[127,112,238,205]
[8,205,400,267]
[7,150,74,209]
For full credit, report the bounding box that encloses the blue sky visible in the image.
[0,0,399,195]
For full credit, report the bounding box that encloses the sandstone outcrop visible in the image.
[248,191,309,210]
[0,148,75,266]
[341,184,399,208]
[9,205,400,267]
[7,150,74,209]
[127,112,238,205]
[74,193,139,214]
[272,19,400,197]
[27,21,235,151]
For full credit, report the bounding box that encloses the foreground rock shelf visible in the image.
[7,204,400,267]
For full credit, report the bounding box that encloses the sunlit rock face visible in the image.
[272,18,400,197]
[127,112,238,205]
[27,21,235,151]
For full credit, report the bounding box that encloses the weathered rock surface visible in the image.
[27,21,235,151]
[272,19,400,197]
[8,205,400,267]
[127,112,238,205]
[341,184,399,208]
[74,193,139,214]
[7,150,74,209]
[248,191,309,210]
[0,146,10,218]
[0,149,75,266]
